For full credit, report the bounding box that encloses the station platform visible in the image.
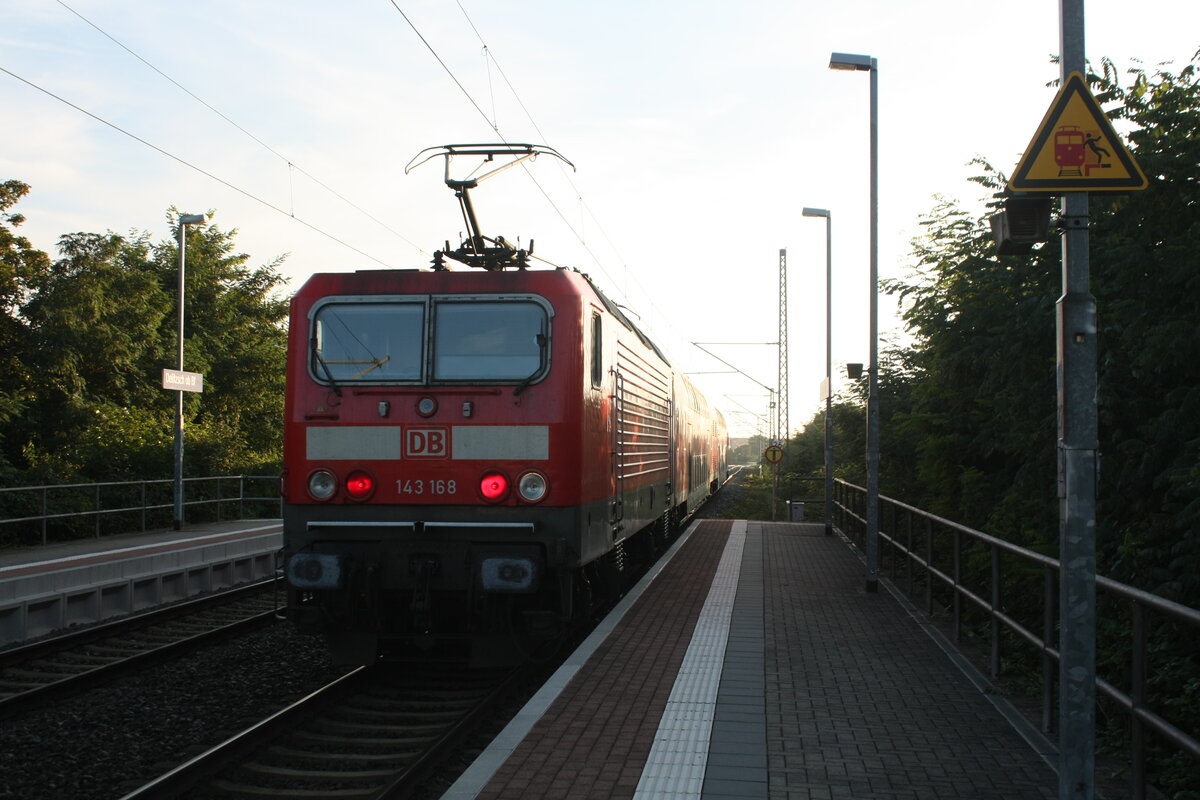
[444,519,1059,800]
[0,520,281,646]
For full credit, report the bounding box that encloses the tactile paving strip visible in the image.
[633,520,746,798]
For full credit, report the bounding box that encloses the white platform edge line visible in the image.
[632,520,746,800]
[439,518,716,800]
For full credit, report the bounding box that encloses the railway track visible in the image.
[0,580,278,718]
[122,662,523,799]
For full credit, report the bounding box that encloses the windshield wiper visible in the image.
[311,340,343,397]
[513,333,547,397]
[351,356,390,379]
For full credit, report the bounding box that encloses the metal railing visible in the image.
[0,475,281,547]
[833,479,1200,800]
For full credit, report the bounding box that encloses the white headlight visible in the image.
[518,471,548,502]
[308,469,337,500]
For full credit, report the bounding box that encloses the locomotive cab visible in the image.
[281,273,582,663]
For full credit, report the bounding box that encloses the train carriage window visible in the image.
[591,312,603,388]
[312,302,424,383]
[433,301,547,381]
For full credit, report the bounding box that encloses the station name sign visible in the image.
[161,369,204,393]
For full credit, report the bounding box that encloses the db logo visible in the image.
[406,427,448,458]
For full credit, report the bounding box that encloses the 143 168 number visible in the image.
[397,479,457,496]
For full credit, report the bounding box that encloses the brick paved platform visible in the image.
[443,519,1059,800]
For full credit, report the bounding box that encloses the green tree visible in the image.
[878,51,1200,587]
[20,230,168,478]
[0,181,51,479]
[884,183,1060,547]
[148,214,290,474]
[882,54,1200,594]
[7,202,289,482]
[874,59,1200,796]
[1087,56,1200,598]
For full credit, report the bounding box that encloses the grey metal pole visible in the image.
[806,206,835,534]
[828,52,879,589]
[174,214,205,531]
[824,211,833,537]
[865,57,880,592]
[174,221,185,531]
[1057,2,1096,797]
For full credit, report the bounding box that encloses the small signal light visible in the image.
[345,470,376,500]
[480,471,509,502]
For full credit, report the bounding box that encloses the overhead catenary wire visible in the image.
[442,1,703,359]
[54,0,428,258]
[0,64,395,269]
[40,0,751,405]
[453,1,634,273]
[390,0,638,307]
[402,3,778,437]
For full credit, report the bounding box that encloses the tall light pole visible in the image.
[829,51,879,592]
[174,213,205,531]
[803,207,834,537]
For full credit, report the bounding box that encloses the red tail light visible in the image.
[345,470,376,500]
[480,471,509,502]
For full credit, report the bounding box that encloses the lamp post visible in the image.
[174,213,205,531]
[829,51,879,592]
[803,207,834,537]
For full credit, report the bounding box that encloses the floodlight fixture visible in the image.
[829,52,874,71]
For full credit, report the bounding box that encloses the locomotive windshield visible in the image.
[312,302,424,382]
[433,301,544,380]
[310,296,549,385]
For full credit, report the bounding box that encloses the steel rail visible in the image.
[0,580,277,718]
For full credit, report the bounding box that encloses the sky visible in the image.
[3,0,1197,439]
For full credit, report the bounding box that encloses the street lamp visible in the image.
[803,207,834,537]
[174,213,205,531]
[829,51,879,592]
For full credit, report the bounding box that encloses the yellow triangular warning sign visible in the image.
[1010,72,1147,192]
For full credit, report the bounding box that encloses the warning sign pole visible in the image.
[1057,2,1097,799]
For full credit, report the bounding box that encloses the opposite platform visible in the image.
[0,521,281,645]
[444,519,1059,800]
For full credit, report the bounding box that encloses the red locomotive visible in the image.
[1054,125,1086,176]
[281,145,727,664]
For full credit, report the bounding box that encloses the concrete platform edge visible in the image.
[0,524,281,645]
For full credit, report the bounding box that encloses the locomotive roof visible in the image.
[293,265,673,370]
[574,271,671,368]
